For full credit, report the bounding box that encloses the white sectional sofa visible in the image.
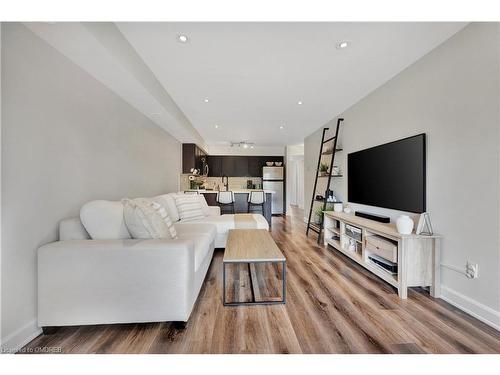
[37,193,269,330]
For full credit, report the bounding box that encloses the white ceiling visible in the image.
[27,22,467,150]
[117,22,466,148]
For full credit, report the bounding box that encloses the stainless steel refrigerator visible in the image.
[262,166,284,215]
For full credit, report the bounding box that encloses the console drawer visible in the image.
[365,235,398,263]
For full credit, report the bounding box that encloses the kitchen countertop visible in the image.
[185,189,275,194]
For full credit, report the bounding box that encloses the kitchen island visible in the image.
[185,189,274,226]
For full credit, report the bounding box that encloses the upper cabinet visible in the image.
[207,156,222,177]
[206,155,283,177]
[182,144,208,174]
[183,147,284,177]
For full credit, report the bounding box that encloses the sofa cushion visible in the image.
[174,194,205,222]
[173,222,217,242]
[122,198,177,239]
[153,193,180,222]
[80,200,131,240]
[174,223,217,272]
[176,214,269,235]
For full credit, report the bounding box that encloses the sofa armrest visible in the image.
[38,239,196,326]
[208,206,221,216]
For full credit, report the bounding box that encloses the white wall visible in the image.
[286,144,305,212]
[305,23,500,328]
[1,23,182,350]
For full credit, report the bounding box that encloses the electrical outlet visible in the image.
[466,262,479,279]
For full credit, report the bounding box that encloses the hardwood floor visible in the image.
[22,208,500,354]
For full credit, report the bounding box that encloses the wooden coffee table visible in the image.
[223,229,286,306]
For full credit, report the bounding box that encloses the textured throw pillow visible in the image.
[80,200,131,240]
[174,194,206,222]
[152,193,180,222]
[122,198,177,239]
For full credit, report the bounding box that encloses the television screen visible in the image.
[347,134,426,213]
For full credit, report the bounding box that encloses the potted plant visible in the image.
[319,162,329,176]
[314,206,324,224]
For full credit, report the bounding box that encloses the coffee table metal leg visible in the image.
[223,262,226,306]
[282,260,286,304]
[248,263,256,303]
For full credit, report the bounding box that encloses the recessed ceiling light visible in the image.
[336,41,349,49]
[177,34,189,43]
[279,125,284,130]
[214,124,219,129]
[297,101,303,105]
[242,143,249,149]
[250,145,254,149]
[204,98,210,103]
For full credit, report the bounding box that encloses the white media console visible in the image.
[323,211,441,299]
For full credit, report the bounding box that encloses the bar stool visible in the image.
[217,191,235,214]
[248,191,265,215]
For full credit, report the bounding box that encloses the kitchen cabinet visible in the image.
[221,156,237,177]
[223,156,249,177]
[207,155,284,177]
[247,156,261,177]
[182,143,208,174]
[207,156,222,177]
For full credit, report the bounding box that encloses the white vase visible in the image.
[396,215,414,235]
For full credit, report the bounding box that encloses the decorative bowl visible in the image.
[275,162,283,166]
[266,162,274,166]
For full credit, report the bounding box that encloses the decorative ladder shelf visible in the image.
[306,118,344,244]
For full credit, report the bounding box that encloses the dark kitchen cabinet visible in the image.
[199,154,284,177]
[207,156,222,177]
[222,156,246,177]
[247,156,261,177]
[182,144,207,174]
[210,155,275,177]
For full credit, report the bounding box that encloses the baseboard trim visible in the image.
[1,319,42,353]
[440,285,500,332]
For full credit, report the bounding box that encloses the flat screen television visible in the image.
[347,134,426,213]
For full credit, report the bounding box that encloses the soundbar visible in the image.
[355,211,390,223]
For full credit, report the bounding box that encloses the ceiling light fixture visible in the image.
[297,101,303,105]
[204,98,210,103]
[279,125,284,129]
[177,34,189,43]
[230,141,255,149]
[336,41,349,49]
[214,124,219,129]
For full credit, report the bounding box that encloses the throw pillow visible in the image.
[122,198,177,239]
[174,194,206,222]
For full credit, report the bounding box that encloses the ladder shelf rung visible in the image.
[321,149,343,155]
[322,136,336,144]
[308,224,321,233]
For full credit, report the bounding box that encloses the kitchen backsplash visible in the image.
[180,175,263,191]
